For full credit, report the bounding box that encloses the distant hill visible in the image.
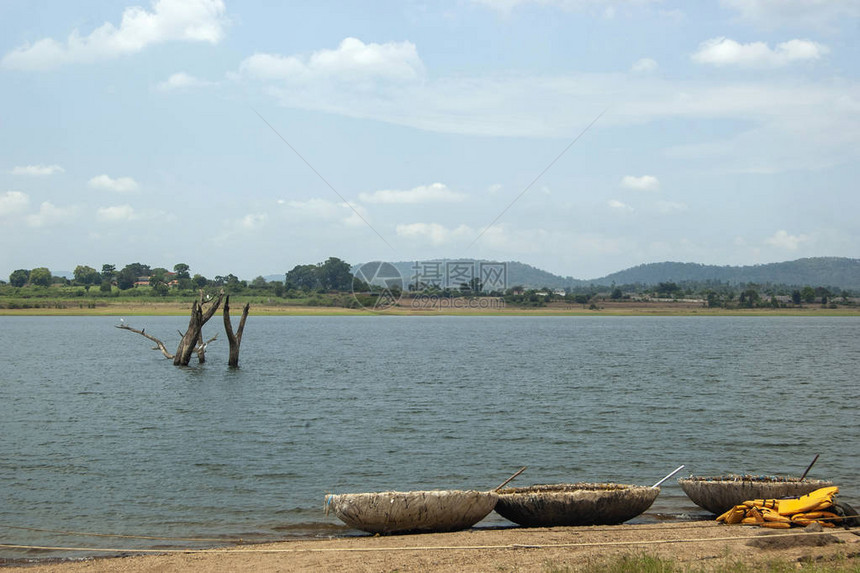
[593,257,860,290]
[271,256,860,291]
[504,261,587,290]
[271,262,576,289]
[380,260,585,291]
[379,257,860,291]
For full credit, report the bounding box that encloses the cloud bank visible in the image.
[692,37,829,68]
[88,175,140,193]
[10,165,65,176]
[359,183,465,204]
[620,175,660,191]
[2,0,228,70]
[239,37,424,84]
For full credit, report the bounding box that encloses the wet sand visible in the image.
[8,521,859,572]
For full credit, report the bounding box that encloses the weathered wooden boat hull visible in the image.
[326,490,499,534]
[678,476,835,515]
[494,483,659,527]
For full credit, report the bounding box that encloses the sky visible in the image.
[1,0,858,281]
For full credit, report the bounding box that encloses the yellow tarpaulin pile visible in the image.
[716,486,841,529]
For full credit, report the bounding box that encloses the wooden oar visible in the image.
[494,467,527,491]
[651,465,685,488]
[800,454,820,480]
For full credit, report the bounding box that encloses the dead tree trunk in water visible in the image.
[173,291,223,366]
[116,290,249,367]
[223,295,250,367]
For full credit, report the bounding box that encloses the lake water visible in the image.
[1,316,858,560]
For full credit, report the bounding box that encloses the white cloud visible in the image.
[155,71,215,92]
[239,37,424,84]
[662,88,859,172]
[2,0,228,71]
[620,175,660,191]
[282,198,369,227]
[692,37,829,68]
[0,191,30,217]
[656,200,688,213]
[239,42,857,145]
[765,229,809,250]
[720,0,860,28]
[238,40,859,174]
[211,211,269,246]
[26,201,75,227]
[631,58,658,73]
[473,0,661,14]
[608,199,633,211]
[239,213,267,230]
[283,197,342,217]
[472,0,523,10]
[10,164,64,176]
[395,222,474,245]
[359,183,465,204]
[88,174,139,193]
[97,204,137,222]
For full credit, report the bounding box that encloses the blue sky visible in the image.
[1,0,858,281]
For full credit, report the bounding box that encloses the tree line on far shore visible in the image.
[2,257,855,311]
[1,258,371,309]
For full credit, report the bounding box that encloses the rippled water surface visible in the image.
[1,316,857,559]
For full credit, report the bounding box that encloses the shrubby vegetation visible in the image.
[578,280,852,310]
[0,257,368,309]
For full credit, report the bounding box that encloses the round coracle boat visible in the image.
[325,489,499,534]
[678,475,835,515]
[494,483,660,527]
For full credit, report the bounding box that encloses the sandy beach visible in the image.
[7,521,858,572]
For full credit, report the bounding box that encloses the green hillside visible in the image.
[381,260,584,291]
[594,257,860,290]
[367,257,860,291]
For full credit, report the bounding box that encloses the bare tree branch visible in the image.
[194,332,219,363]
[116,323,174,359]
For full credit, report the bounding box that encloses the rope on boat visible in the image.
[0,529,855,555]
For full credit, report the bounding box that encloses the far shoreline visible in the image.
[1,299,858,317]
